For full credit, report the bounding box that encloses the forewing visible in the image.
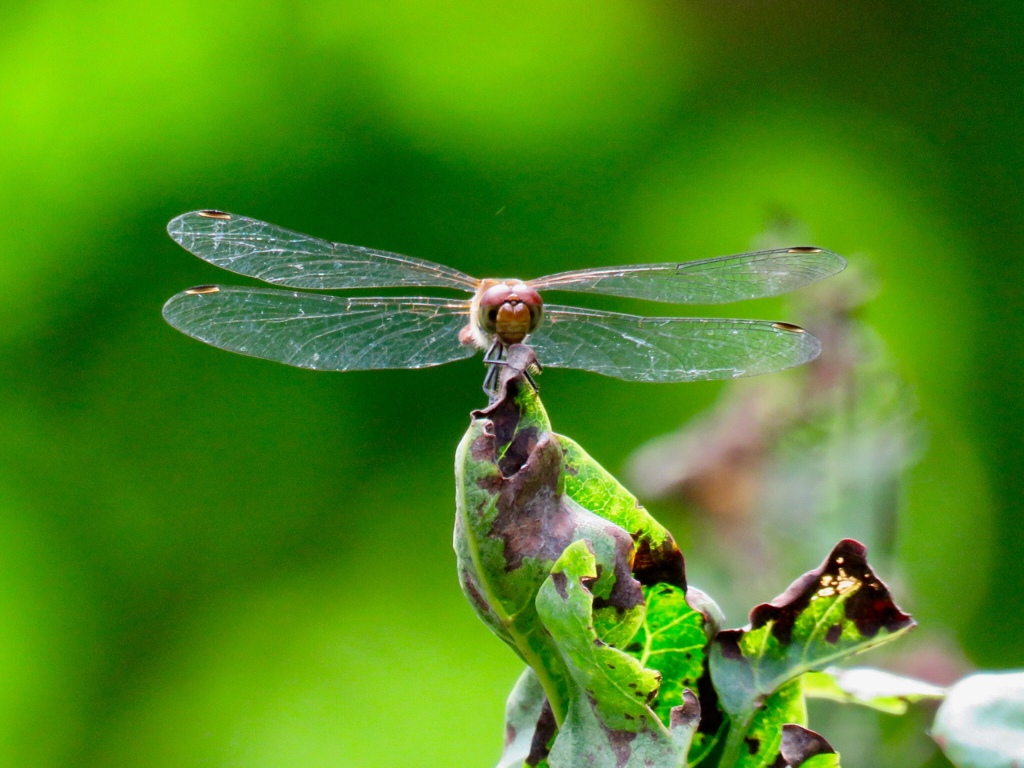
[529,305,820,382]
[162,287,476,371]
[167,211,480,292]
[528,247,845,304]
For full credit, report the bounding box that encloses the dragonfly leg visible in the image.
[482,342,507,398]
[482,339,503,365]
[483,364,501,398]
[522,367,540,393]
[483,343,541,399]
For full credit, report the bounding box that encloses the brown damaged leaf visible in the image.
[711,539,915,722]
[745,538,912,644]
[772,725,839,767]
[456,346,650,730]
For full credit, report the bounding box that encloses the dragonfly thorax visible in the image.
[477,280,543,345]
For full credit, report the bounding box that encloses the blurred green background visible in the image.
[0,2,1019,766]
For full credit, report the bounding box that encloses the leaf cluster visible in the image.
[456,358,1018,768]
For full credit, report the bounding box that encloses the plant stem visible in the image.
[717,711,753,768]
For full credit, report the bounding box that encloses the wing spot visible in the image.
[198,210,232,220]
[185,285,221,295]
[772,322,805,333]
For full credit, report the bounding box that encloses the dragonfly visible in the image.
[162,210,845,388]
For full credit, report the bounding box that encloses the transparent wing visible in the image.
[528,305,820,382]
[528,247,845,304]
[162,287,476,371]
[167,211,480,292]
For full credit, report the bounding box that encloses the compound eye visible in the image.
[478,284,512,333]
[527,302,543,333]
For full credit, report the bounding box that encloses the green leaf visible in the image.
[802,666,945,715]
[497,668,553,768]
[709,539,912,768]
[710,539,915,723]
[799,756,841,768]
[624,583,706,727]
[932,671,1024,768]
[734,679,807,768]
[686,586,726,639]
[536,540,699,768]
[558,434,687,589]
[621,583,725,767]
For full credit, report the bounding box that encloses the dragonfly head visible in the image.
[478,280,543,345]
